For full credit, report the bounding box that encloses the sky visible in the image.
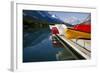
[48,11,90,25]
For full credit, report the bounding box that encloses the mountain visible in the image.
[23,10,71,24]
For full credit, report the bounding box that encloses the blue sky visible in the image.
[48,11,90,25]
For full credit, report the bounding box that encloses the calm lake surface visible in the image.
[23,27,76,62]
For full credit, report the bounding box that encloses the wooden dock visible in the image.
[56,34,91,59]
[49,24,91,60]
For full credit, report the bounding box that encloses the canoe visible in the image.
[64,28,91,39]
[51,27,59,35]
[73,24,91,33]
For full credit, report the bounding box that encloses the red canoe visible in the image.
[51,27,59,35]
[72,23,91,33]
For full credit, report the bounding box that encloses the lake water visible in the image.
[23,28,77,62]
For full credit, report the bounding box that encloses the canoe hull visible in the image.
[64,29,91,39]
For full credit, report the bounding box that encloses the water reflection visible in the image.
[51,35,76,60]
[23,27,77,62]
[51,35,64,48]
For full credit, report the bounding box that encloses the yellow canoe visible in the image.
[64,29,91,39]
